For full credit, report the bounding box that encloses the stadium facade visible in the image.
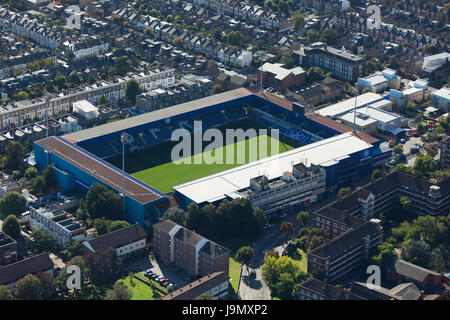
[34,88,391,226]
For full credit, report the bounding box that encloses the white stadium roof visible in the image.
[173,133,373,204]
[317,92,384,118]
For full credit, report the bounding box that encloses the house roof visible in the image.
[394,259,441,283]
[0,253,54,286]
[299,278,365,300]
[83,224,147,253]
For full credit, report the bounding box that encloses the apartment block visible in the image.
[295,42,363,82]
[0,231,17,266]
[298,278,365,300]
[307,219,383,281]
[152,219,229,280]
[440,136,450,167]
[29,202,87,249]
[237,163,326,216]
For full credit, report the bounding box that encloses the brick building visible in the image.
[307,219,383,281]
[0,231,17,266]
[257,62,305,90]
[152,219,229,280]
[298,278,365,300]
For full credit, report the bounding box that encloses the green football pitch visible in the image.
[107,120,296,194]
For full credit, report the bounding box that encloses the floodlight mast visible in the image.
[121,132,130,217]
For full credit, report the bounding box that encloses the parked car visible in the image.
[159,278,169,284]
[155,276,164,282]
[162,281,170,287]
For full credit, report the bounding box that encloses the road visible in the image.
[238,194,338,300]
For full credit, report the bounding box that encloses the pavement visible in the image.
[122,256,188,289]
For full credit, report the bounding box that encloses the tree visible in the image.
[4,141,26,170]
[271,272,296,300]
[320,28,338,46]
[24,167,38,180]
[392,145,403,154]
[235,246,254,271]
[93,217,111,236]
[306,66,326,84]
[337,187,351,199]
[432,254,446,273]
[27,230,57,254]
[124,78,143,104]
[294,11,305,32]
[225,31,243,46]
[85,183,123,220]
[371,242,397,267]
[184,203,203,231]
[43,166,56,190]
[56,256,88,299]
[63,241,83,260]
[296,211,309,227]
[413,154,437,176]
[1,215,21,240]
[36,272,57,299]
[371,169,383,180]
[115,56,131,76]
[261,255,301,296]
[173,37,183,48]
[307,29,320,43]
[213,84,224,93]
[98,95,108,106]
[162,208,186,226]
[401,240,432,268]
[280,222,294,241]
[0,191,26,218]
[85,247,122,285]
[15,274,42,300]
[69,71,81,86]
[105,282,132,300]
[0,285,13,300]
[280,51,295,69]
[109,220,131,233]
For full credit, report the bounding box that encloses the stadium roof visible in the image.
[316,92,384,118]
[173,133,373,204]
[35,136,165,204]
[64,88,253,142]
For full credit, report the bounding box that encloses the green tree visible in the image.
[296,211,309,227]
[235,246,254,271]
[371,169,383,180]
[109,220,131,233]
[1,215,21,240]
[413,154,437,176]
[280,51,295,69]
[105,282,132,300]
[69,71,81,86]
[307,30,320,43]
[63,241,83,260]
[15,274,42,300]
[0,191,26,218]
[85,247,122,285]
[184,203,203,231]
[281,221,294,241]
[43,166,56,190]
[93,217,112,236]
[372,242,397,267]
[162,207,186,226]
[36,272,57,299]
[27,230,57,254]
[306,66,326,83]
[98,95,108,106]
[0,285,13,300]
[294,11,305,32]
[401,240,432,268]
[320,28,338,46]
[115,56,131,76]
[124,78,143,104]
[261,255,301,297]
[392,145,403,154]
[4,141,26,170]
[85,183,123,220]
[24,167,38,180]
[337,187,351,199]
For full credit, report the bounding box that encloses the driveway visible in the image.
[122,256,188,289]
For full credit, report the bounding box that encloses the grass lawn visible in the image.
[292,248,308,273]
[131,134,294,193]
[107,119,295,194]
[229,257,242,293]
[116,275,162,300]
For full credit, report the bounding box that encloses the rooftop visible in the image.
[317,93,384,118]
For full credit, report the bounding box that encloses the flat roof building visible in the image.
[316,92,384,118]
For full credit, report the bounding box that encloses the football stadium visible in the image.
[34,88,391,226]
